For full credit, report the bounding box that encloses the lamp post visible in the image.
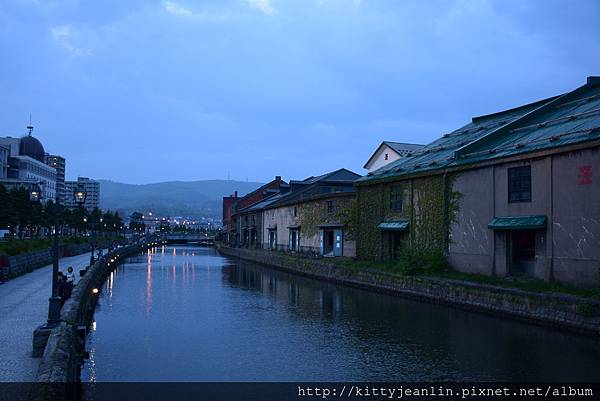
[29,184,40,203]
[74,183,91,265]
[32,183,85,356]
[30,183,63,328]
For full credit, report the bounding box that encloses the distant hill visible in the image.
[98,179,263,219]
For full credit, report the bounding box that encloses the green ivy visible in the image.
[297,196,356,238]
[356,185,384,260]
[356,173,463,260]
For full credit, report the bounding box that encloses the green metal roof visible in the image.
[359,77,600,184]
[458,82,600,165]
[378,220,410,231]
[488,215,547,231]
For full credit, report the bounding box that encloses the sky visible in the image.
[0,0,599,184]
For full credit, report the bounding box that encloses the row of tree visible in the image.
[0,185,124,239]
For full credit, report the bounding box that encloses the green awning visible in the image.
[488,215,547,230]
[378,220,409,231]
[319,224,343,229]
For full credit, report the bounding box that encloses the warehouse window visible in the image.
[390,186,403,211]
[508,166,531,203]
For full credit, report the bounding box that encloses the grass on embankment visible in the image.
[0,237,120,257]
[328,252,600,301]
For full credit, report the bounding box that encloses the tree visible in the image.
[0,184,17,232]
[70,207,88,236]
[113,212,123,233]
[89,207,102,236]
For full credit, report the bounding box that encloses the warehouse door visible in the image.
[511,231,535,276]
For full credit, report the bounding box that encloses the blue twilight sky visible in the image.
[0,0,599,184]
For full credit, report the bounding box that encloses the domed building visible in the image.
[0,129,58,202]
[19,134,46,162]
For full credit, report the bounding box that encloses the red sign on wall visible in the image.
[578,165,592,185]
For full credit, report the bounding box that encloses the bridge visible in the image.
[165,233,215,246]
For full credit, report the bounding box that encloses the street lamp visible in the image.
[74,184,94,266]
[29,184,41,203]
[74,183,87,205]
[32,183,63,355]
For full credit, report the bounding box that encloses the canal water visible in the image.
[81,245,600,382]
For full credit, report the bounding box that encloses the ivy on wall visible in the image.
[297,196,356,238]
[356,173,463,260]
[356,185,384,260]
[334,201,357,240]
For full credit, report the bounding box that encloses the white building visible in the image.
[11,156,56,200]
[64,177,100,210]
[363,141,424,173]
[0,134,57,201]
[0,145,9,179]
[45,154,66,204]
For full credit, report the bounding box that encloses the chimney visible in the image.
[234,191,238,197]
[275,175,282,181]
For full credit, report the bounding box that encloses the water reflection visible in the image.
[146,250,152,316]
[82,246,600,382]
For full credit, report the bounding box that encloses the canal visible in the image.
[82,245,600,382]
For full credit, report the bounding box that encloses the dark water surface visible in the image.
[81,245,600,382]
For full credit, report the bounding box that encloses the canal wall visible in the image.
[0,241,113,281]
[217,247,600,337]
[32,238,164,392]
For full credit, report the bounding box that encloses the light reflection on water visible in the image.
[82,246,600,382]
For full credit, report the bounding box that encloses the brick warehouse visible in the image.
[356,76,600,287]
[225,176,286,247]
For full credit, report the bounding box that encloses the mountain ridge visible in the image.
[98,179,264,218]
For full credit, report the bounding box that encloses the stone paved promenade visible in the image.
[0,250,104,382]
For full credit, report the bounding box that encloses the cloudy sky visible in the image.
[0,0,599,184]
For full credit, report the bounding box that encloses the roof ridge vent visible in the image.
[587,76,600,86]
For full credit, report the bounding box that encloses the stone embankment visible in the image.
[32,238,164,394]
[218,247,600,337]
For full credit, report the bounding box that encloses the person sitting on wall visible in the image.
[58,273,68,305]
[65,266,75,284]
[58,271,74,305]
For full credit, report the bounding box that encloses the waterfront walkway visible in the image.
[0,250,104,382]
